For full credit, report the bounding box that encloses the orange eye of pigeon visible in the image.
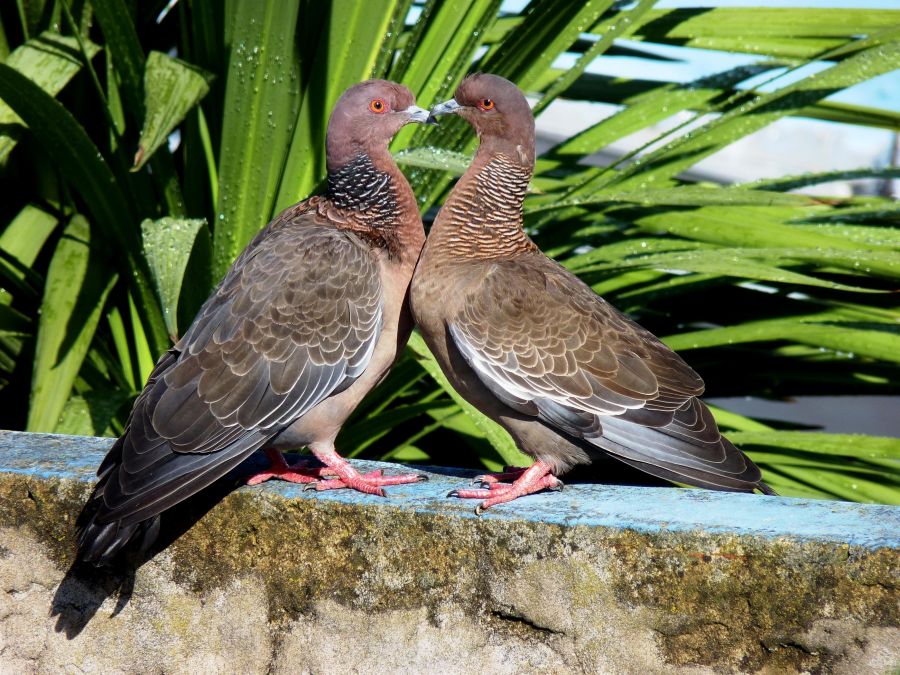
[369,99,386,113]
[478,99,495,111]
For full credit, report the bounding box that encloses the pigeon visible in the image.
[77,80,431,563]
[411,74,774,513]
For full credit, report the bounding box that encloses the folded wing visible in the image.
[81,218,384,550]
[448,256,767,492]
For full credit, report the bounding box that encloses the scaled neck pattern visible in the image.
[325,152,398,230]
[441,153,536,259]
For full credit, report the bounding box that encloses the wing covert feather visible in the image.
[448,255,762,486]
[449,257,703,420]
[96,217,384,524]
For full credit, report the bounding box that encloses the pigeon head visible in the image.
[430,73,535,167]
[327,79,430,171]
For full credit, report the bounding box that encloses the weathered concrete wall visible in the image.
[0,430,897,674]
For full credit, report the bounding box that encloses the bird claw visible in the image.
[472,467,529,486]
[447,461,560,511]
[244,449,325,486]
[309,469,422,496]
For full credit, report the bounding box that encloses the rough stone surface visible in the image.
[0,430,897,674]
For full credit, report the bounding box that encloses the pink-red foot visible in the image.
[304,447,427,496]
[309,471,427,495]
[246,449,388,487]
[449,460,562,514]
[471,466,529,485]
[246,449,331,486]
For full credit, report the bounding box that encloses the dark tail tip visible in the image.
[76,507,160,566]
[758,482,778,496]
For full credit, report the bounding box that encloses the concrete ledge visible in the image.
[0,430,897,673]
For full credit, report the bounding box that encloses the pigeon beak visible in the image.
[403,105,434,125]
[429,98,461,124]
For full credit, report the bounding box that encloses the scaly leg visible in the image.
[246,448,387,487]
[471,466,529,485]
[306,446,427,496]
[449,460,562,514]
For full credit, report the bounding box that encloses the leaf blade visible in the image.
[133,51,211,171]
[141,217,207,338]
[27,216,117,432]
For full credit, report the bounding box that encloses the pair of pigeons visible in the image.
[77,75,773,564]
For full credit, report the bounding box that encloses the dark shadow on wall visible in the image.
[48,447,673,638]
[48,448,460,638]
[49,458,254,639]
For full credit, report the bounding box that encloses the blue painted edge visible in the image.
[1,430,897,549]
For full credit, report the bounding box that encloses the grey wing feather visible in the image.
[448,256,768,492]
[77,218,384,561]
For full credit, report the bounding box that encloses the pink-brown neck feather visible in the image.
[429,121,537,260]
[318,81,424,262]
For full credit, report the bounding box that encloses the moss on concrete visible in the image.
[0,475,87,567]
[0,469,896,673]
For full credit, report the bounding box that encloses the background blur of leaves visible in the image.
[0,0,897,503]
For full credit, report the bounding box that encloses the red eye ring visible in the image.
[369,99,386,113]
[478,98,495,111]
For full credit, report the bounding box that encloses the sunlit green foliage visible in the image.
[0,1,897,502]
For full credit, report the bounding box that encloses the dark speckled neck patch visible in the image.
[326,153,398,229]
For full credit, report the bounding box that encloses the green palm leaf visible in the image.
[0,0,895,503]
